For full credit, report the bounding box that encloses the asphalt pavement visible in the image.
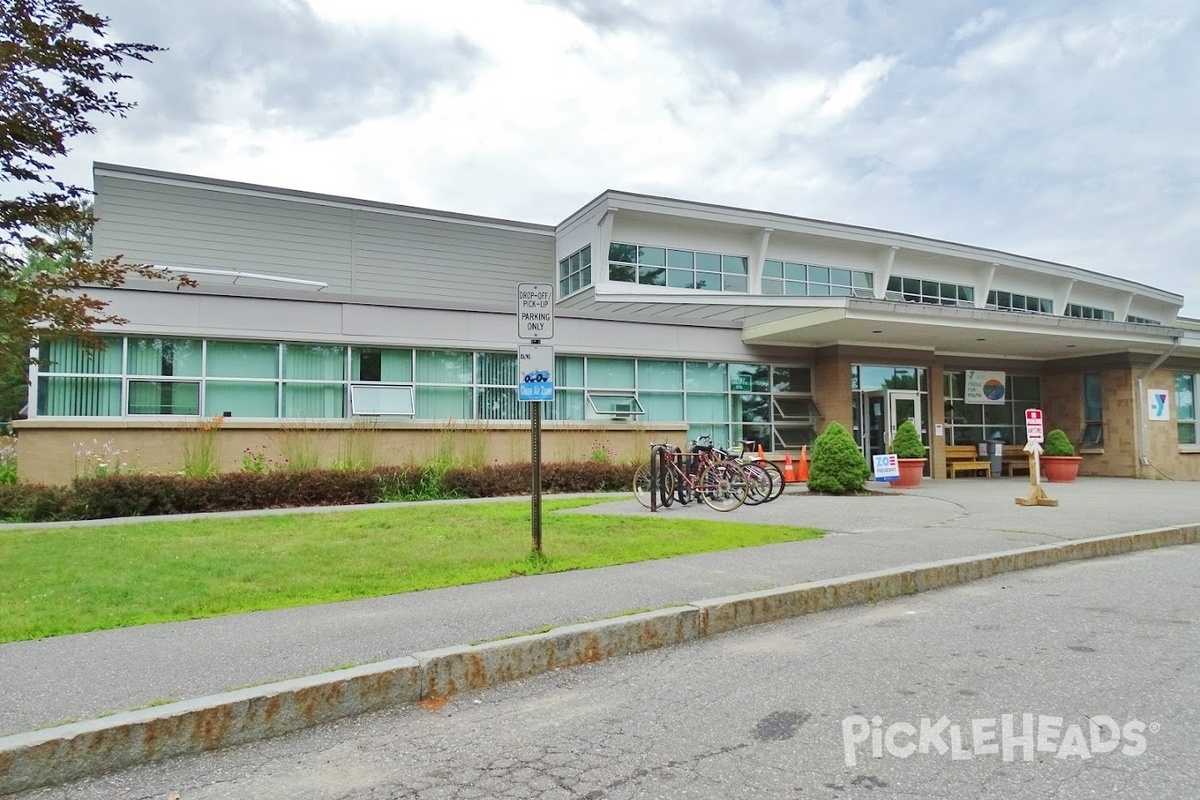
[3,476,1200,739]
[15,536,1200,798]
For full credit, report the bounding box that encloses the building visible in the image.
[15,163,1200,484]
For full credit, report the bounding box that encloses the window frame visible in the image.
[1082,372,1104,449]
[1177,372,1198,450]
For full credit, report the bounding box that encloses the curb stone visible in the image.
[2,524,1196,795]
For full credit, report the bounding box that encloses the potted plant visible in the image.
[888,419,927,488]
[1041,428,1082,482]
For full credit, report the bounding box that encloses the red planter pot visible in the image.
[1042,456,1082,483]
[893,458,927,488]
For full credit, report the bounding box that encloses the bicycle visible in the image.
[633,440,748,512]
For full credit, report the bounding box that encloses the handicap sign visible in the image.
[873,453,899,482]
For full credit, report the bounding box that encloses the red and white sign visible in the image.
[1025,408,1044,443]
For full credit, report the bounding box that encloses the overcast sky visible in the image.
[63,0,1200,315]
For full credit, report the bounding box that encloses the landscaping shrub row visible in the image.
[0,462,634,523]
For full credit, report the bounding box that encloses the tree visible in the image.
[0,0,191,419]
[806,421,870,495]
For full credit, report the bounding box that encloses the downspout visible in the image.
[1135,336,1182,474]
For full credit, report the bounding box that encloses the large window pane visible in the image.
[640,392,683,422]
[589,357,635,389]
[284,344,345,380]
[1176,374,1195,421]
[638,360,683,390]
[207,341,278,378]
[40,336,121,374]
[128,338,201,377]
[772,367,812,394]
[36,376,122,416]
[206,381,277,417]
[550,389,585,420]
[478,387,526,420]
[729,364,770,393]
[416,350,471,384]
[687,392,726,422]
[415,386,471,419]
[477,352,517,386]
[351,347,412,382]
[283,383,344,418]
[128,381,201,415]
[686,362,726,391]
[555,356,584,387]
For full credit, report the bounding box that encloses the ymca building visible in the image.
[15,163,1200,484]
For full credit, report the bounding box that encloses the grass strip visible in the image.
[0,498,820,642]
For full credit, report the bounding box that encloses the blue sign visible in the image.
[518,345,555,402]
[519,370,554,401]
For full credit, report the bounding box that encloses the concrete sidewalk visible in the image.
[3,476,1199,739]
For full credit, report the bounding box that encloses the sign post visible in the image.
[517,285,555,556]
[1016,409,1057,507]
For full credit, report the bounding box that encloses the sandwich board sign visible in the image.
[1025,409,1044,443]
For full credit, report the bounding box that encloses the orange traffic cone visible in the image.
[756,444,765,461]
[783,453,795,482]
[798,445,810,481]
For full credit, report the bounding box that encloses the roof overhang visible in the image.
[741,299,1194,361]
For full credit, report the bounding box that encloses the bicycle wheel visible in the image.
[756,460,786,501]
[633,462,674,509]
[672,447,694,505]
[697,461,747,512]
[739,462,773,506]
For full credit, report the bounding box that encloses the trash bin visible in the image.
[989,431,1005,478]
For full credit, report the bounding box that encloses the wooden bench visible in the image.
[1002,445,1032,476]
[945,444,991,478]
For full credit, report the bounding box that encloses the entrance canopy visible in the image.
[740,299,1197,360]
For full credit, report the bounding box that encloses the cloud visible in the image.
[57,0,1200,316]
[94,0,485,136]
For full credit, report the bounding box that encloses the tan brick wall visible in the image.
[1043,366,1137,477]
[1138,367,1200,481]
[12,420,688,486]
[813,352,852,433]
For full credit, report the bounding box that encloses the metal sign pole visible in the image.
[531,398,542,555]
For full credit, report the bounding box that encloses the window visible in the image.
[558,245,592,297]
[941,372,1042,446]
[763,261,872,297]
[1178,373,1197,446]
[1066,304,1115,321]
[586,392,645,417]
[1126,315,1160,325]
[1082,373,1103,447]
[986,290,1052,314]
[887,276,973,306]
[350,385,414,416]
[37,336,123,416]
[609,241,748,292]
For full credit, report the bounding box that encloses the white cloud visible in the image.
[46,0,1200,315]
[952,7,1007,42]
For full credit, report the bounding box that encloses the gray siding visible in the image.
[93,172,556,310]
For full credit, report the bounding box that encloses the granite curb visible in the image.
[2,523,1196,795]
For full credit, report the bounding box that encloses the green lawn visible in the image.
[0,498,821,642]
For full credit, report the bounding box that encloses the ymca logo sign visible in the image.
[1147,390,1169,421]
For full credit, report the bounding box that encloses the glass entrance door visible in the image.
[887,389,924,454]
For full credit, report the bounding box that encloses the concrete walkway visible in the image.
[3,476,1199,737]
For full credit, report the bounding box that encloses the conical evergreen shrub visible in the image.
[806,421,870,494]
[888,419,926,458]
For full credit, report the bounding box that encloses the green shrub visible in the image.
[0,461,631,522]
[1043,429,1076,457]
[806,421,870,495]
[0,483,70,522]
[888,419,926,458]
